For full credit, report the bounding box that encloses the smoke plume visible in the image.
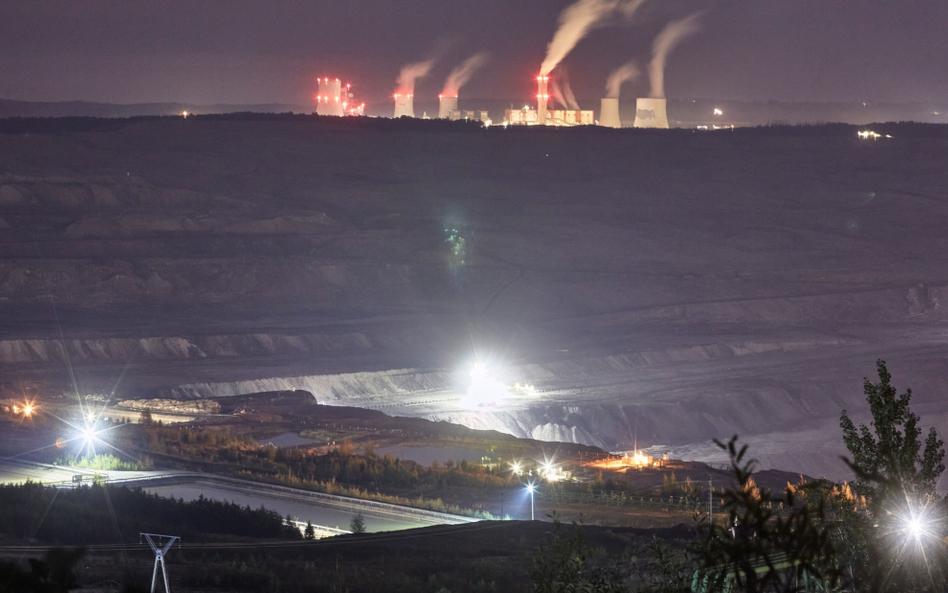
[558,69,581,110]
[549,79,567,109]
[396,59,435,95]
[605,60,639,98]
[442,52,489,97]
[540,0,646,76]
[649,12,702,98]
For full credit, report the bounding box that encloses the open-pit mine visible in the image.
[2,115,948,483]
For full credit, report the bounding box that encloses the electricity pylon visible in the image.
[141,533,180,593]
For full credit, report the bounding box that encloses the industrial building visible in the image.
[433,95,490,123]
[393,94,414,118]
[599,98,621,128]
[632,98,669,129]
[316,78,364,117]
[502,75,594,126]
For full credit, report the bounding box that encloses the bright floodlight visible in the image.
[526,483,536,520]
[896,504,939,550]
[23,404,33,417]
[907,517,925,539]
[80,424,97,444]
[460,361,510,409]
[511,461,521,475]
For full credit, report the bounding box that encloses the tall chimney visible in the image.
[317,78,344,117]
[438,95,458,119]
[536,74,549,126]
[394,94,414,118]
[599,98,621,128]
[632,98,669,129]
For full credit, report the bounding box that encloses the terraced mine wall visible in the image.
[3,116,948,482]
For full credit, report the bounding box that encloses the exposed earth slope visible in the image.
[2,115,948,482]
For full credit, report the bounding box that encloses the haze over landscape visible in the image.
[3,115,948,484]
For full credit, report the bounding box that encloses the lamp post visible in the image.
[527,484,535,521]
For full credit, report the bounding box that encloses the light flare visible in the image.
[460,362,510,409]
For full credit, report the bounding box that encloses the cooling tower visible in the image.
[632,98,669,129]
[438,95,458,119]
[394,94,414,118]
[537,75,549,126]
[316,78,344,117]
[599,98,620,128]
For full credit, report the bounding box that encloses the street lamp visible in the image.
[526,484,535,521]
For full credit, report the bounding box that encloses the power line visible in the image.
[141,533,179,593]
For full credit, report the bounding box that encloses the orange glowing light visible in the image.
[584,450,657,471]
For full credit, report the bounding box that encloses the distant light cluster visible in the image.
[858,130,893,140]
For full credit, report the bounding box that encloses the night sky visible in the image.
[1,0,946,106]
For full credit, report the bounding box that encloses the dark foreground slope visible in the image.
[2,115,948,481]
[2,517,691,593]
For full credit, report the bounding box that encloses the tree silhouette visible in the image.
[840,360,945,499]
[349,513,366,534]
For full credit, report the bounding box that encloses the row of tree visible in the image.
[0,482,301,545]
[136,426,506,493]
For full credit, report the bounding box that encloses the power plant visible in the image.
[536,75,549,124]
[503,74,594,127]
[316,78,364,116]
[393,93,414,118]
[318,2,701,129]
[599,98,621,128]
[438,95,458,119]
[632,98,669,129]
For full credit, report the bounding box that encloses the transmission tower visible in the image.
[141,533,180,593]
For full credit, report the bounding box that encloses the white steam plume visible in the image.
[396,59,435,95]
[549,79,567,109]
[559,70,581,110]
[605,60,639,98]
[540,0,646,76]
[649,12,702,98]
[442,52,490,97]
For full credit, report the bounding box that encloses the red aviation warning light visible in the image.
[317,76,363,116]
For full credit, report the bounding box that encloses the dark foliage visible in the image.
[349,513,366,534]
[531,515,632,592]
[841,360,945,499]
[0,547,85,593]
[0,482,300,545]
[695,437,842,593]
[840,360,948,592]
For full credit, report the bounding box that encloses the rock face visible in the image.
[2,116,948,482]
